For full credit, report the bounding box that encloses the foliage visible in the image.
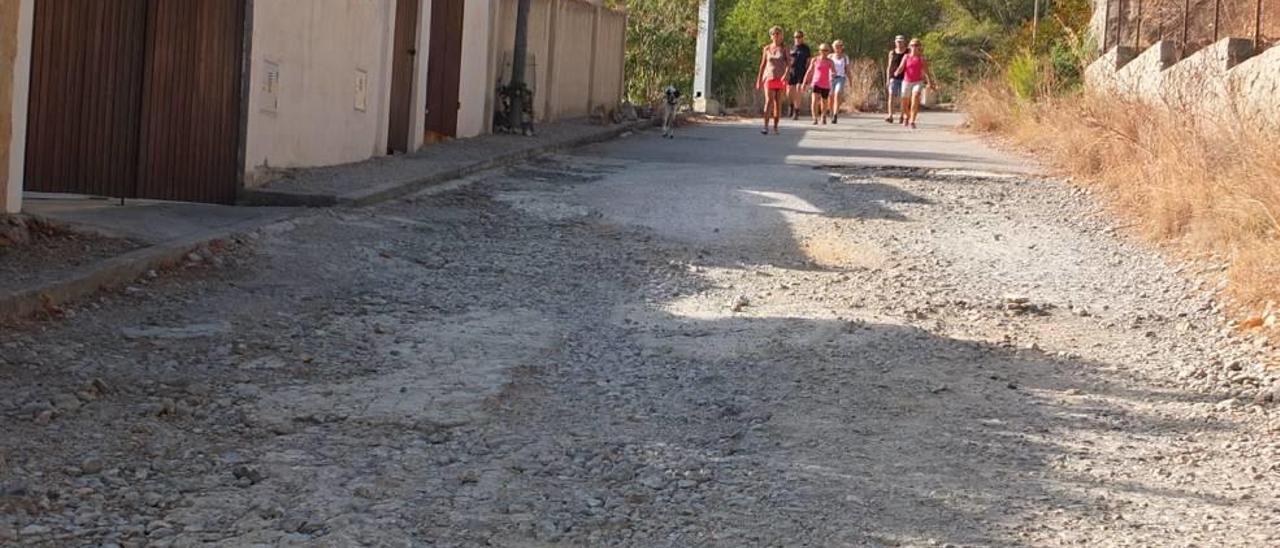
[713,0,941,103]
[1004,50,1040,100]
[922,0,1094,90]
[607,0,702,104]
[999,0,1094,99]
[919,0,999,85]
[611,0,1095,105]
[951,0,1037,28]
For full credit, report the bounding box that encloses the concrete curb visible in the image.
[0,213,293,322]
[241,118,660,208]
[3,119,655,321]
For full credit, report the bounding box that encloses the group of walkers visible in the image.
[756,28,935,135]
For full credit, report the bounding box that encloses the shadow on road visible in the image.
[622,311,1235,545]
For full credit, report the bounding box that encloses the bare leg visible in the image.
[770,89,782,132]
[886,83,895,121]
[776,90,783,130]
[900,96,910,124]
[909,89,922,126]
[762,89,773,133]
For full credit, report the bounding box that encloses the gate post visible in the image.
[2,0,34,214]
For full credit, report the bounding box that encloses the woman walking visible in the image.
[756,26,791,135]
[827,40,852,124]
[885,35,908,123]
[803,43,835,125]
[787,31,811,120]
[893,38,935,129]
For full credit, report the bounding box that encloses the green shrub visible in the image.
[1005,50,1040,100]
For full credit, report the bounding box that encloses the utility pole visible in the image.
[693,0,718,114]
[508,0,533,134]
[1032,0,1040,47]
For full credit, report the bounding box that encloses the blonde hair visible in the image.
[832,39,844,47]
[769,26,783,35]
[818,42,831,52]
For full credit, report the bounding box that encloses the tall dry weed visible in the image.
[962,79,1280,321]
[842,58,881,112]
[731,72,764,115]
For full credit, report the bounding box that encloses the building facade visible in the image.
[0,0,626,208]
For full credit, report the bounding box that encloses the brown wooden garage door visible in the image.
[426,0,463,139]
[26,0,246,204]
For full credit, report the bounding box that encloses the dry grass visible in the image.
[730,72,764,116]
[842,58,883,112]
[961,79,1280,327]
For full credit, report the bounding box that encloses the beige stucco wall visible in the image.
[549,2,595,119]
[488,0,625,125]
[592,9,626,110]
[244,0,407,184]
[1,0,32,214]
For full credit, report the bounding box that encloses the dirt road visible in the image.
[2,115,1278,547]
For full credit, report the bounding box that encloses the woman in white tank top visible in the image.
[828,40,853,123]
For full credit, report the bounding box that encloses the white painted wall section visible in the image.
[243,0,397,185]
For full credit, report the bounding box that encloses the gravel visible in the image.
[0,146,1277,546]
[0,216,143,293]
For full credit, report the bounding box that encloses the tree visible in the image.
[713,0,941,101]
[608,0,702,103]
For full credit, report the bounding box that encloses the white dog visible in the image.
[662,85,680,139]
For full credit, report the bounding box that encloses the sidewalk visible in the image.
[3,198,294,321]
[3,117,655,320]
[242,118,656,206]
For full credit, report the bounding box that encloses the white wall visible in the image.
[1,0,32,213]
[243,0,400,185]
[456,0,496,138]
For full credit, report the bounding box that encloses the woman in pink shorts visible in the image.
[756,26,791,135]
[803,43,835,125]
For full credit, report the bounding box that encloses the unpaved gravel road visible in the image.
[2,115,1278,547]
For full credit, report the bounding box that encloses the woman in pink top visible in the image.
[893,38,936,129]
[803,43,835,125]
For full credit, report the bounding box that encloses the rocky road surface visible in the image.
[2,117,1278,547]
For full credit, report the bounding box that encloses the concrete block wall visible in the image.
[1086,38,1279,128]
[1226,45,1280,127]
[1113,41,1174,96]
[1158,38,1252,111]
[1083,46,1134,89]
